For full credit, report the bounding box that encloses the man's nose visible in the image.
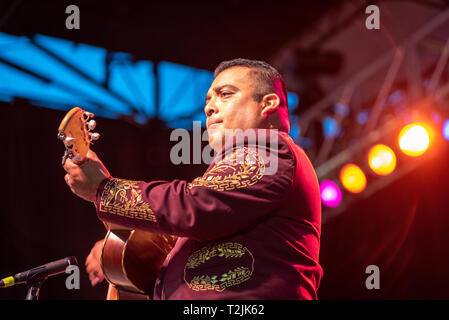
[204,100,218,117]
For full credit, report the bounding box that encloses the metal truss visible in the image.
[0,33,213,129]
[289,8,449,221]
[0,36,146,119]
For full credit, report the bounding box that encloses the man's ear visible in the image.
[261,93,281,117]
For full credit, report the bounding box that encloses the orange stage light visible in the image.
[339,163,367,193]
[368,144,396,176]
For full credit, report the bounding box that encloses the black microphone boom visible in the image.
[0,256,78,288]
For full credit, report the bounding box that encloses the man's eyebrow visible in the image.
[213,84,240,93]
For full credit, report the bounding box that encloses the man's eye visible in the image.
[220,91,232,97]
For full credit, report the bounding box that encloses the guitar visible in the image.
[58,107,176,299]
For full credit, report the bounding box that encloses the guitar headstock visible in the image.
[57,107,100,164]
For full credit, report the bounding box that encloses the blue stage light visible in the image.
[443,119,449,141]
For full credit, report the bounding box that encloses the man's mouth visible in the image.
[207,119,222,129]
[208,123,221,129]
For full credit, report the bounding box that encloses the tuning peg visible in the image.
[87,119,96,130]
[90,132,100,141]
[64,137,75,142]
[57,132,65,141]
[84,111,94,118]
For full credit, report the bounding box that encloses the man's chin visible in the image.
[208,134,224,153]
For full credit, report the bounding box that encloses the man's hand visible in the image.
[63,149,111,202]
[85,240,105,287]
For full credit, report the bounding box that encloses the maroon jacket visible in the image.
[95,130,323,299]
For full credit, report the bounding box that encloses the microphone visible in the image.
[0,256,78,288]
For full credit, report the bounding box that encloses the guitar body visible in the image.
[58,107,177,300]
[101,228,177,299]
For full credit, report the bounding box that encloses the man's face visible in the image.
[204,66,263,152]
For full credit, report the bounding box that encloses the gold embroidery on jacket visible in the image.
[184,242,255,292]
[99,178,157,222]
[187,146,265,191]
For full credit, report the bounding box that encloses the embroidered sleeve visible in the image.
[98,178,157,222]
[95,137,294,241]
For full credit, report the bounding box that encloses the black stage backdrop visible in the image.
[1,100,449,300]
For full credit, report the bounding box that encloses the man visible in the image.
[64,58,323,299]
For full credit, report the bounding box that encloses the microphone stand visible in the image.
[25,277,47,300]
[1,256,78,300]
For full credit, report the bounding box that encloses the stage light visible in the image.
[443,119,449,141]
[320,180,342,208]
[333,102,350,117]
[368,144,396,176]
[356,111,369,124]
[398,124,430,156]
[339,164,367,194]
[323,116,340,138]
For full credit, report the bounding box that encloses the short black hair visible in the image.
[213,58,288,107]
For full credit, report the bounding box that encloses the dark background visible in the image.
[1,0,449,300]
